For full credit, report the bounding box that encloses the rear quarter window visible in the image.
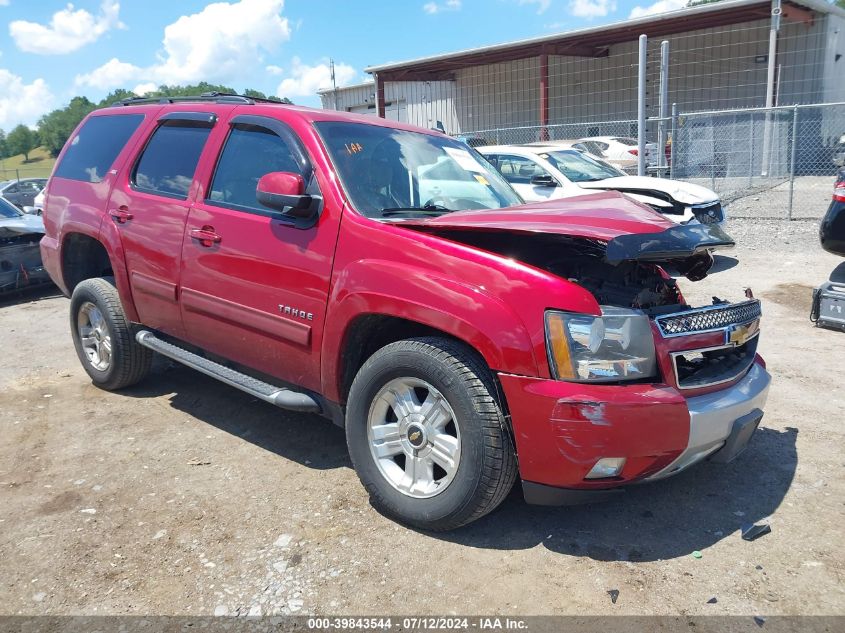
[54,114,144,183]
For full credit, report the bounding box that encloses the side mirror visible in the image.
[531,174,558,187]
[256,172,318,220]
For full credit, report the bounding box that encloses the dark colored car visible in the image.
[820,168,845,256]
[41,94,769,531]
[0,178,47,209]
[0,195,50,293]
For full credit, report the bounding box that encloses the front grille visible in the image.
[656,300,761,337]
[672,334,759,390]
[692,202,723,224]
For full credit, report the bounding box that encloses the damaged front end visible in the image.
[396,196,769,495]
[0,213,51,294]
[410,221,734,311]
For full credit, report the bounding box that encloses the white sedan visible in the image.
[478,144,724,225]
[574,136,658,173]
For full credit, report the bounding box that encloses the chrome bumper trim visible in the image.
[646,362,771,481]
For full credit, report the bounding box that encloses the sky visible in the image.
[0,0,690,130]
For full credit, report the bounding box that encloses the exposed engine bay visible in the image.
[422,230,692,311]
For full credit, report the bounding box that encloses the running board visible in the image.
[135,330,321,413]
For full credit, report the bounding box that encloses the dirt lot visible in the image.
[1,217,843,618]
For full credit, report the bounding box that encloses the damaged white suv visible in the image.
[479,144,724,226]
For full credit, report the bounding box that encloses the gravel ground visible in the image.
[0,216,843,618]
[690,175,835,220]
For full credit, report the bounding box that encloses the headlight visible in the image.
[545,307,657,382]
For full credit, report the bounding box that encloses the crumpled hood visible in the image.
[402,191,678,242]
[0,213,44,238]
[577,176,718,206]
[397,191,733,280]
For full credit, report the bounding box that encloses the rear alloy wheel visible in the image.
[70,277,152,390]
[346,337,517,531]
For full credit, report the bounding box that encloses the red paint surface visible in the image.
[498,373,690,488]
[40,102,764,490]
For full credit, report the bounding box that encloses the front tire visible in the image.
[70,277,152,390]
[346,337,517,531]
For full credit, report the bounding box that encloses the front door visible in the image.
[179,114,340,393]
[108,109,222,338]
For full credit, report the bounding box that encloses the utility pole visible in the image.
[761,0,782,176]
[330,59,338,110]
[637,34,647,177]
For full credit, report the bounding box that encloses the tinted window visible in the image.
[133,122,212,199]
[208,125,300,212]
[55,114,144,183]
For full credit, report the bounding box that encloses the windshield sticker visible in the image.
[344,142,364,155]
[473,174,490,186]
[444,147,485,172]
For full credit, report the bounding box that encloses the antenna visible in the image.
[330,59,338,110]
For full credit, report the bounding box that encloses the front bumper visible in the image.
[645,362,770,480]
[498,360,771,503]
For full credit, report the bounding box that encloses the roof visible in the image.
[366,0,845,81]
[317,80,374,96]
[94,99,450,137]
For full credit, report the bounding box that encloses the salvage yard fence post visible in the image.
[788,104,798,221]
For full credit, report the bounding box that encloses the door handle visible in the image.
[190,226,222,247]
[110,206,133,224]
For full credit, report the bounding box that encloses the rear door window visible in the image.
[54,114,144,183]
[132,121,213,199]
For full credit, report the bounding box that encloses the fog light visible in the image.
[585,457,626,479]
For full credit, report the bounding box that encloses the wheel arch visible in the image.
[322,289,537,405]
[61,228,138,322]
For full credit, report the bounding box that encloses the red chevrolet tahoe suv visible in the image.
[40,94,770,531]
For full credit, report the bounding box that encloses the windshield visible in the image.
[540,150,624,182]
[0,197,23,218]
[315,121,522,218]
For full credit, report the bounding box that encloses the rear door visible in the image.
[107,108,225,338]
[178,113,340,392]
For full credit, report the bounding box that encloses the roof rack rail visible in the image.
[112,91,284,107]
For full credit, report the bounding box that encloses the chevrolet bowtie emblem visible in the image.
[726,320,759,346]
[409,431,421,442]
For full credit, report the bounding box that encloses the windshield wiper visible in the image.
[381,205,451,218]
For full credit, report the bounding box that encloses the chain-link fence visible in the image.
[0,166,53,181]
[660,102,844,219]
[466,120,637,146]
[463,102,844,220]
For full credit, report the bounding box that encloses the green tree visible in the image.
[244,88,292,104]
[37,96,96,157]
[0,129,7,161]
[836,0,844,10]
[97,88,139,107]
[146,82,237,98]
[6,124,38,161]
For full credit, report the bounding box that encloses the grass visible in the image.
[0,147,56,180]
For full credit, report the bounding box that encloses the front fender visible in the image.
[321,259,538,403]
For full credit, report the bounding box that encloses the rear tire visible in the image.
[346,337,517,531]
[70,277,152,390]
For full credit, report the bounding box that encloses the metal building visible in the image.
[318,0,845,137]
